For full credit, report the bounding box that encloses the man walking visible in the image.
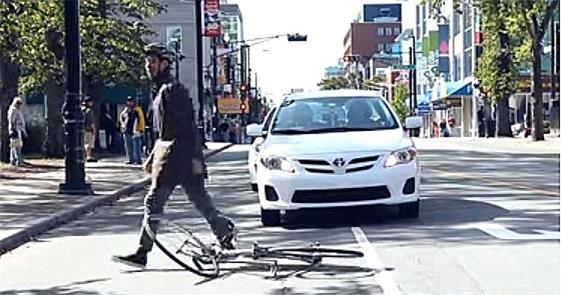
[112,43,235,267]
[82,97,98,162]
[120,96,144,164]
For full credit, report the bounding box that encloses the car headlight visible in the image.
[260,156,295,173]
[384,147,417,168]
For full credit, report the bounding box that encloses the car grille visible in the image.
[291,186,391,203]
[297,155,380,174]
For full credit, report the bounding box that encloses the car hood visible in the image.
[261,129,413,156]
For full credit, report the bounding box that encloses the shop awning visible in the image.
[446,80,473,98]
[431,79,473,103]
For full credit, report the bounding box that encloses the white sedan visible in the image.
[246,90,422,226]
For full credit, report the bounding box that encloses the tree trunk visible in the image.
[43,77,66,157]
[0,57,20,163]
[495,94,513,137]
[532,38,545,141]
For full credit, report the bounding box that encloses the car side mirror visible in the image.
[405,116,423,129]
[246,124,264,137]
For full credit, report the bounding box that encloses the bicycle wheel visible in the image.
[269,247,363,259]
[145,218,219,278]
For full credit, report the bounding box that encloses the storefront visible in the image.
[429,78,474,137]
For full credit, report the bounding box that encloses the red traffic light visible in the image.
[240,84,248,92]
[344,55,360,63]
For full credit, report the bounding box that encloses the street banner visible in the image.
[438,24,449,55]
[204,0,221,37]
[218,96,250,114]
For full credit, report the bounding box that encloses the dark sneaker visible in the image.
[112,252,147,268]
[86,158,98,163]
[219,220,237,250]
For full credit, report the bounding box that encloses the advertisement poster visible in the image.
[204,0,221,37]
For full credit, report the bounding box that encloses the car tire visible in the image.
[398,200,419,219]
[261,207,281,226]
[251,183,258,192]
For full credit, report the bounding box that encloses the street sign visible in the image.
[392,64,416,70]
[417,108,431,115]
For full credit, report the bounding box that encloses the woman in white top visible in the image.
[7,96,27,166]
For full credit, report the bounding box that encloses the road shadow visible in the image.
[0,278,116,295]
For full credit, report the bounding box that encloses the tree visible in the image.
[317,76,351,90]
[16,0,164,157]
[392,83,410,123]
[511,0,559,141]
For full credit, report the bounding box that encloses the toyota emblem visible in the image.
[332,158,346,167]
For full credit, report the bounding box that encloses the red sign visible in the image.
[204,0,221,37]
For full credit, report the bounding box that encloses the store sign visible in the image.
[218,96,250,114]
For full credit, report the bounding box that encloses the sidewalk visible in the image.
[0,142,233,255]
[413,134,560,154]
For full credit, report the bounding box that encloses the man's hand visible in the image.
[143,160,152,174]
[143,151,154,174]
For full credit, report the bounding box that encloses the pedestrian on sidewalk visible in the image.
[112,43,235,268]
[119,96,145,165]
[7,96,27,166]
[82,97,98,162]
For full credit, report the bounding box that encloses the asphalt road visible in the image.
[1,144,559,294]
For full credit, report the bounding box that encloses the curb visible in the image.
[0,143,234,256]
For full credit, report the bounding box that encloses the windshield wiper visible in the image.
[271,129,312,134]
[306,127,378,133]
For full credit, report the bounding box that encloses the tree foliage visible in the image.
[392,83,410,123]
[17,0,165,94]
[317,75,385,91]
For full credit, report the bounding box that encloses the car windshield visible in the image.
[270,96,399,135]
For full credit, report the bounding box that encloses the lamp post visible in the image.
[58,0,93,195]
[195,0,205,146]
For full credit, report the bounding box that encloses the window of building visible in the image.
[385,27,393,35]
[454,55,461,80]
[453,12,461,36]
[385,43,393,52]
[464,28,472,47]
[394,27,401,35]
[464,49,472,77]
[378,27,385,36]
[463,3,472,30]
[416,5,420,26]
[378,43,385,52]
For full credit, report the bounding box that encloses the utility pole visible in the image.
[551,19,557,115]
[408,47,414,115]
[58,0,92,195]
[195,0,205,145]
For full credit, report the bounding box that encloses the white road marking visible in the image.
[453,222,561,240]
[351,227,402,295]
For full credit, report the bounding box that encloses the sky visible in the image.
[229,0,416,103]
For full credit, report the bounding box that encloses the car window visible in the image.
[271,96,399,134]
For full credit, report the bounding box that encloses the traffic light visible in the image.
[287,34,307,42]
[240,102,247,112]
[240,84,248,94]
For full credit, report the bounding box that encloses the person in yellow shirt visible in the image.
[120,96,145,164]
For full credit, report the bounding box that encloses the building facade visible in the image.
[343,4,402,79]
